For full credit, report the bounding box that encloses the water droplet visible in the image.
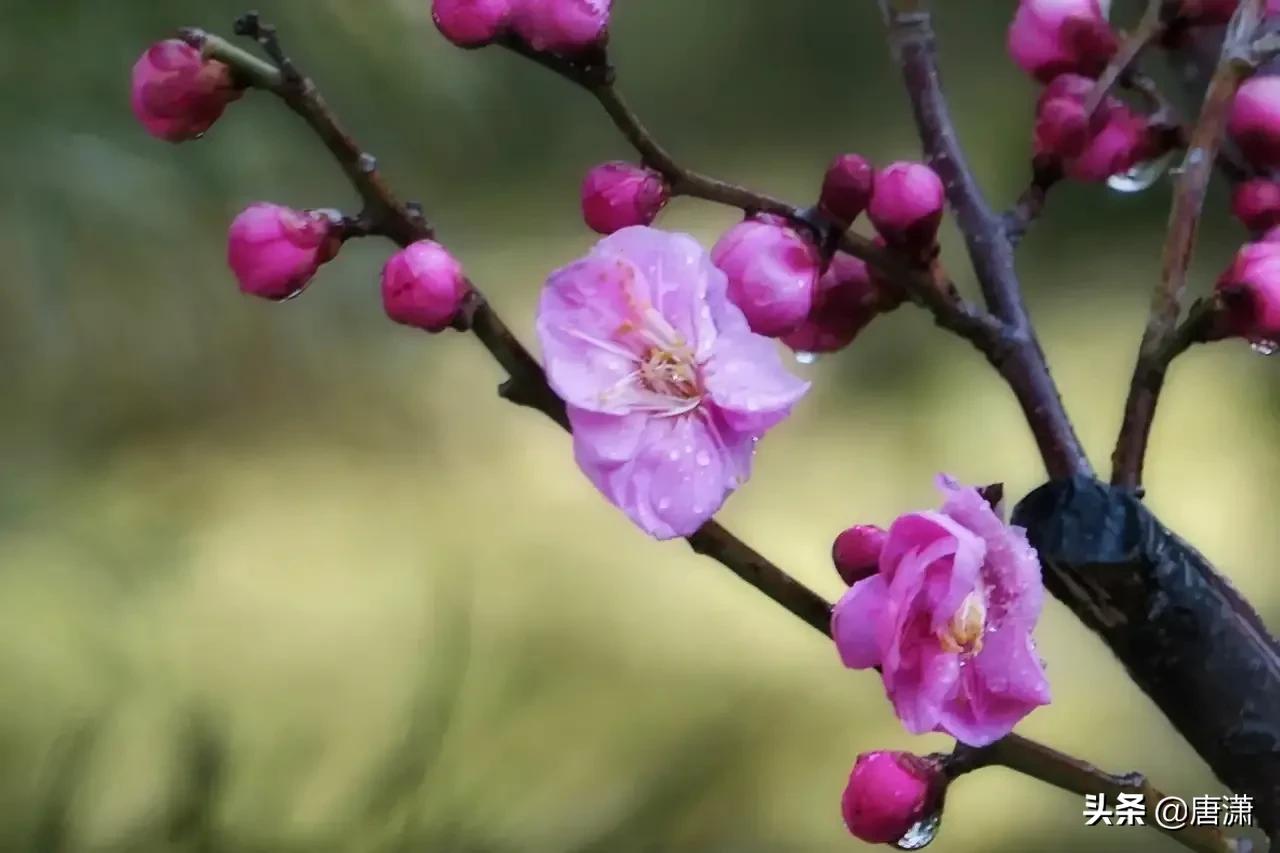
[657,497,672,511]
[668,449,681,461]
[1107,151,1176,194]
[692,504,704,514]
[746,399,760,412]
[794,351,820,365]
[1251,339,1278,356]
[894,812,942,850]
[695,451,712,467]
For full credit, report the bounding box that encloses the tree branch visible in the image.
[1112,0,1271,490]
[175,17,1230,849]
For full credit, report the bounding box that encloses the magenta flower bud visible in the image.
[711,215,820,338]
[1229,75,1280,171]
[1034,74,1158,183]
[818,154,875,224]
[381,240,470,332]
[868,162,945,253]
[841,751,943,845]
[512,0,611,54]
[781,253,900,355]
[1216,241,1280,345]
[130,39,243,142]
[580,162,670,235]
[1007,0,1118,82]
[432,0,512,46]
[1233,179,1280,232]
[831,523,887,587]
[227,203,340,301]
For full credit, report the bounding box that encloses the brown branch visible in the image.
[175,17,1228,845]
[1084,0,1172,118]
[1112,0,1272,490]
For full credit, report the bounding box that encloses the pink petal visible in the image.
[938,629,1051,747]
[701,330,810,435]
[832,576,889,670]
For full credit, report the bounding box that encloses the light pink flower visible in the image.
[381,240,470,332]
[131,39,242,142]
[841,751,943,845]
[1008,0,1118,82]
[711,215,820,338]
[512,0,611,54]
[536,226,809,539]
[832,477,1051,747]
[581,162,669,235]
[227,203,340,301]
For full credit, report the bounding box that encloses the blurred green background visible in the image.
[1,1,1277,851]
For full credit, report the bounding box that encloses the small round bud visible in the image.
[130,39,242,142]
[818,154,875,224]
[1216,241,1280,345]
[1007,0,1118,83]
[842,751,944,845]
[432,0,512,47]
[227,203,339,301]
[381,240,470,332]
[1233,179,1280,233]
[711,215,820,338]
[1229,75,1280,172]
[581,162,669,235]
[512,0,611,54]
[831,523,887,587]
[868,162,945,254]
[781,253,900,356]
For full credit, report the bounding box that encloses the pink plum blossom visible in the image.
[381,240,470,332]
[227,203,340,301]
[1034,74,1157,182]
[867,162,946,253]
[1233,179,1280,233]
[711,215,821,338]
[818,153,875,224]
[512,0,611,54]
[1008,0,1118,82]
[780,252,901,355]
[832,524,887,587]
[130,39,242,142]
[581,162,669,235]
[536,226,809,539]
[841,751,943,845]
[432,0,512,47]
[1217,240,1280,345]
[832,476,1051,746]
[1229,75,1280,171]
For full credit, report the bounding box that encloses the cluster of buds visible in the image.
[707,156,936,350]
[1009,1,1166,184]
[432,0,612,54]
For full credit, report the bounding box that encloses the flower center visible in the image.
[939,591,986,656]
[639,343,700,400]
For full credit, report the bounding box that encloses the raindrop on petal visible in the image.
[794,351,820,365]
[1107,151,1176,194]
[695,451,712,467]
[894,812,942,850]
[1251,339,1278,356]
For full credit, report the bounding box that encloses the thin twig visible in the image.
[182,17,1218,841]
[1112,0,1271,489]
[1084,0,1171,118]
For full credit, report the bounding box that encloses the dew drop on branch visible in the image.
[1106,151,1176,194]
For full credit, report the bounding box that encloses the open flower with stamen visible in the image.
[537,226,810,539]
[832,476,1051,746]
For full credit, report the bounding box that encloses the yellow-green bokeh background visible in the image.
[2,1,1277,851]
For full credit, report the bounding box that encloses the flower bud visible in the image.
[868,162,945,254]
[130,39,242,142]
[512,0,611,54]
[382,240,470,332]
[818,154,875,224]
[842,751,943,845]
[1230,75,1280,171]
[1233,179,1280,233]
[831,524,887,587]
[711,215,820,338]
[1008,0,1118,82]
[227,203,340,301]
[1034,74,1158,182]
[781,253,900,356]
[1216,240,1280,345]
[432,0,512,47]
[580,162,669,235]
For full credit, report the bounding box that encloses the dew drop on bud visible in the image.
[1106,152,1175,194]
[1251,339,1279,356]
[894,812,942,850]
[794,351,820,365]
